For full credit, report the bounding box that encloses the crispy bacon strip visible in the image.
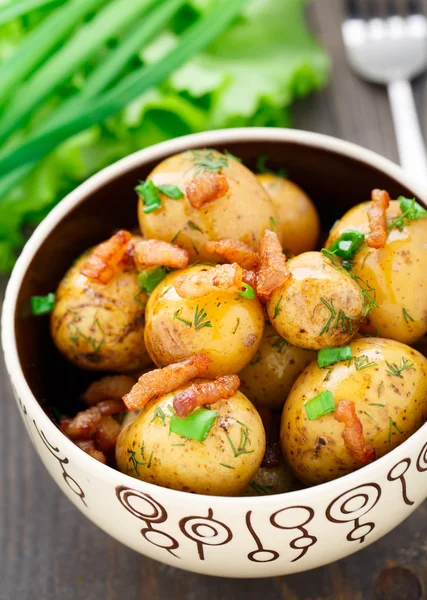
[82,375,136,405]
[335,400,376,465]
[367,189,390,249]
[204,239,259,270]
[123,354,211,411]
[134,239,189,270]
[81,230,132,284]
[242,269,257,289]
[173,374,240,417]
[75,439,107,464]
[256,229,291,302]
[120,239,136,269]
[94,416,122,455]
[174,263,243,298]
[186,172,229,209]
[60,406,102,440]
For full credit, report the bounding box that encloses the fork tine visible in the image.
[345,0,361,18]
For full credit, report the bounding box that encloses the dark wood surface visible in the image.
[1,1,427,598]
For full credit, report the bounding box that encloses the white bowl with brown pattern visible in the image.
[2,128,427,578]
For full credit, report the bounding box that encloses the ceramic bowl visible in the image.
[2,128,427,578]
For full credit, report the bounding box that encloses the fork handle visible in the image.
[387,79,427,186]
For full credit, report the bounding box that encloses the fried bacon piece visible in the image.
[75,439,107,464]
[173,374,240,417]
[120,239,137,269]
[204,239,259,270]
[81,230,132,284]
[186,172,229,209]
[97,399,126,416]
[123,354,212,411]
[94,416,122,455]
[60,406,102,440]
[242,269,257,289]
[367,189,390,249]
[256,229,291,302]
[134,239,189,270]
[335,400,376,465]
[82,375,136,405]
[174,263,243,299]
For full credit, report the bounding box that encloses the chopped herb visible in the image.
[328,230,365,260]
[136,180,162,214]
[232,318,240,334]
[378,381,384,397]
[236,420,252,431]
[256,154,286,178]
[318,346,352,368]
[138,266,169,294]
[305,390,335,421]
[173,309,192,327]
[134,290,146,307]
[320,298,336,335]
[194,305,212,330]
[31,293,55,315]
[157,184,184,199]
[227,423,254,457]
[269,216,278,231]
[388,418,402,443]
[348,355,377,371]
[269,334,288,353]
[364,411,378,425]
[273,295,283,319]
[369,403,385,407]
[70,314,104,354]
[319,298,358,335]
[171,230,181,244]
[238,282,256,299]
[220,463,235,469]
[223,150,241,162]
[250,481,273,495]
[189,149,228,175]
[385,357,415,378]
[170,407,217,442]
[151,407,167,426]
[249,351,262,365]
[387,196,427,233]
[187,220,203,233]
[402,308,415,324]
[191,240,199,256]
[126,443,153,476]
[392,420,402,433]
[171,443,185,447]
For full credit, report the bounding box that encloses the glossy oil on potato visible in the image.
[256,173,320,255]
[116,388,265,496]
[144,265,265,377]
[138,149,278,262]
[239,323,316,408]
[266,251,365,350]
[51,251,151,372]
[281,338,427,485]
[327,200,427,344]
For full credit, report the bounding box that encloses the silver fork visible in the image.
[342,0,427,185]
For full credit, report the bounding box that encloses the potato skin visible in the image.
[138,150,278,262]
[281,338,427,485]
[327,200,427,344]
[242,460,294,496]
[257,173,320,255]
[116,388,265,496]
[266,251,365,350]
[51,252,151,372]
[144,265,265,377]
[239,324,316,409]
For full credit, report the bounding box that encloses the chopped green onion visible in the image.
[328,230,365,260]
[238,282,256,300]
[318,346,352,368]
[305,390,335,421]
[0,0,64,27]
[187,220,203,233]
[136,180,162,214]
[269,216,278,231]
[31,293,55,315]
[170,407,217,441]
[157,184,184,199]
[399,196,427,219]
[138,267,168,294]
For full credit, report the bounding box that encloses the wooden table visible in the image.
[1,1,426,598]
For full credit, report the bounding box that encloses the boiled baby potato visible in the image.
[138,149,278,262]
[266,251,365,350]
[256,173,320,255]
[116,387,265,496]
[326,199,427,344]
[281,338,427,485]
[239,323,316,409]
[51,246,151,372]
[144,265,265,377]
[242,460,294,496]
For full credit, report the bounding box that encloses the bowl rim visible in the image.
[3,126,427,506]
